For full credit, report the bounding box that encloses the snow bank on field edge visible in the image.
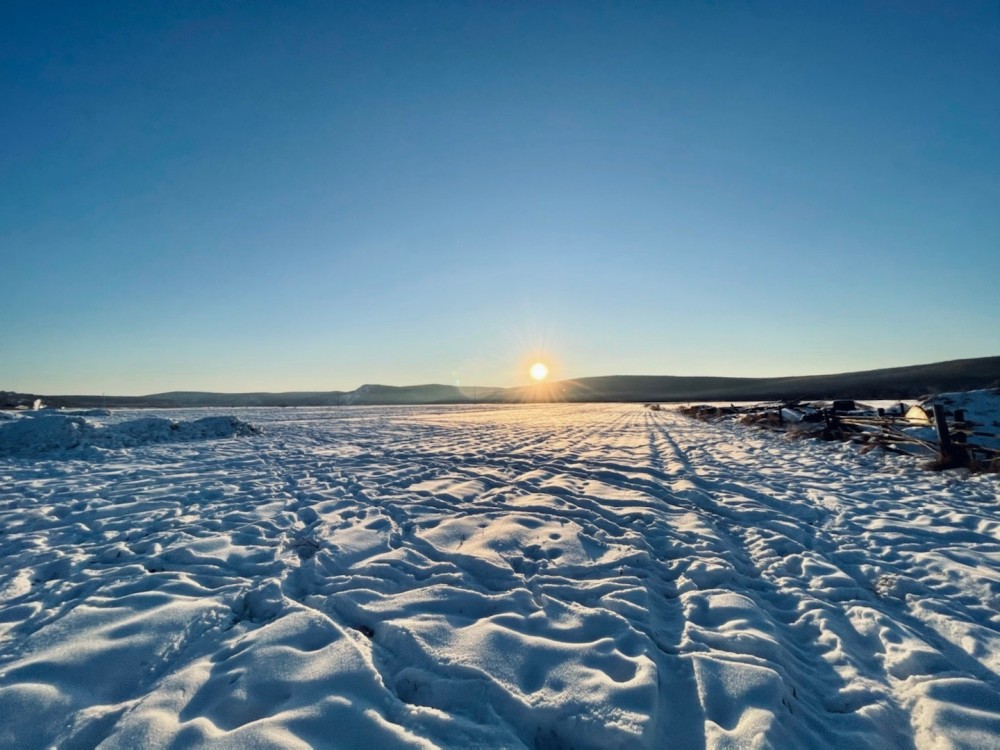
[0,414,260,457]
[896,389,1000,452]
[922,388,1000,422]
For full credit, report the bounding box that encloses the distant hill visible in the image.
[4,356,997,409]
[502,357,1000,403]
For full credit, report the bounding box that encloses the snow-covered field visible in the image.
[1,404,998,748]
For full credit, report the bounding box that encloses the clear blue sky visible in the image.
[3,1,998,395]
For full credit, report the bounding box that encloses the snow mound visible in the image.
[920,389,1000,450]
[0,414,260,457]
[59,408,113,417]
[19,408,114,418]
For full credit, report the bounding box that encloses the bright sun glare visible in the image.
[530,362,548,381]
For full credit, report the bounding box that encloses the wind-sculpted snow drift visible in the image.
[0,405,998,748]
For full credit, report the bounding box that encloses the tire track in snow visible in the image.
[652,407,1000,746]
[660,408,1000,686]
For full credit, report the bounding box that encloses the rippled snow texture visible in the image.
[0,404,998,748]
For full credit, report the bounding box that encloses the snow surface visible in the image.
[0,404,998,748]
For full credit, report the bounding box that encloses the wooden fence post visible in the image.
[932,404,952,455]
[823,409,837,440]
[931,403,969,469]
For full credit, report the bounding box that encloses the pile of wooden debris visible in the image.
[678,389,1000,472]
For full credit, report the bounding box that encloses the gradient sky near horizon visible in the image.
[3,1,998,395]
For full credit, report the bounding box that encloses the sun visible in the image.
[529,362,548,381]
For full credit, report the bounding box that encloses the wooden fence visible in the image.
[824,405,1000,469]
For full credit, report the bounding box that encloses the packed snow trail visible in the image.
[0,404,998,748]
